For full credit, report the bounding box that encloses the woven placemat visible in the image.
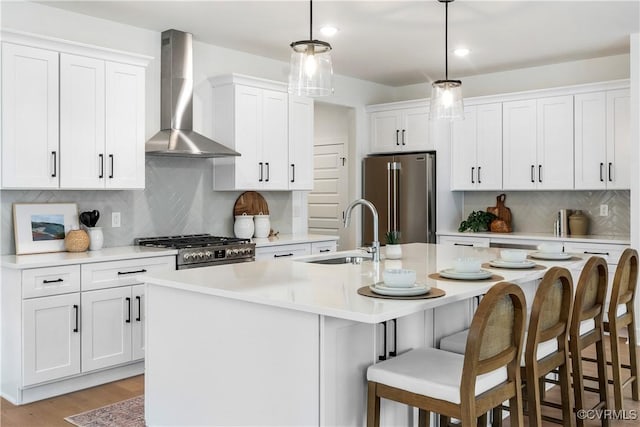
[428,273,504,282]
[482,262,546,271]
[357,286,446,300]
[527,255,582,262]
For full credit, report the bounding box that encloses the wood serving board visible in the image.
[233,191,269,216]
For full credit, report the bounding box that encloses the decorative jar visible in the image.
[87,227,104,251]
[65,229,90,252]
[253,213,270,238]
[234,213,255,239]
[569,210,589,236]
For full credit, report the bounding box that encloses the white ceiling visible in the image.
[41,0,640,87]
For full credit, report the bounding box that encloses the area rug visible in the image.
[64,395,144,427]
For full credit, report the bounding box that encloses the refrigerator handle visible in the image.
[388,161,401,233]
[387,163,392,232]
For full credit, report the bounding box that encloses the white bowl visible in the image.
[538,243,563,254]
[500,249,527,263]
[383,269,417,288]
[454,257,482,273]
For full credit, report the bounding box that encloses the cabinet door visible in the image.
[23,293,81,385]
[574,92,607,190]
[59,54,105,189]
[288,95,314,190]
[503,100,537,190]
[254,243,311,261]
[401,107,430,150]
[234,85,262,189]
[606,89,630,190]
[370,110,402,153]
[1,43,59,188]
[81,287,132,372]
[105,62,146,189]
[537,96,574,190]
[475,103,503,190]
[451,105,478,190]
[131,284,145,361]
[261,89,288,189]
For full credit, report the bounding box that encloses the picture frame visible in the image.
[13,203,79,255]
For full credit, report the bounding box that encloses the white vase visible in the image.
[253,214,270,238]
[385,244,402,260]
[87,227,104,251]
[234,214,255,239]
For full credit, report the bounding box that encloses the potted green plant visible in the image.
[385,231,402,259]
[458,211,497,233]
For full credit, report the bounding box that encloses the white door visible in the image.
[503,100,537,190]
[606,89,630,190]
[23,293,81,385]
[105,61,145,189]
[81,286,132,372]
[60,54,105,189]
[475,103,503,190]
[261,89,288,190]
[451,105,477,190]
[308,142,348,247]
[1,43,59,188]
[131,284,145,361]
[288,95,314,190]
[536,95,574,190]
[370,110,401,153]
[401,107,430,151]
[574,92,607,190]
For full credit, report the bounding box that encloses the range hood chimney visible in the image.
[146,29,240,158]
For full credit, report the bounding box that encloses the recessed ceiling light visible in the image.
[454,47,470,57]
[320,26,339,37]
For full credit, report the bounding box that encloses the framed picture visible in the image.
[13,203,79,255]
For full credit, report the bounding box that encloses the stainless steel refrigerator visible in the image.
[362,152,436,245]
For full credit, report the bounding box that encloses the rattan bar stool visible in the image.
[366,282,527,427]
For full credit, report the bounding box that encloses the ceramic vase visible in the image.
[385,244,402,260]
[87,227,104,251]
[253,214,270,238]
[234,214,255,239]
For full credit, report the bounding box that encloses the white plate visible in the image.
[489,259,537,269]
[370,283,430,296]
[439,268,493,280]
[529,252,572,260]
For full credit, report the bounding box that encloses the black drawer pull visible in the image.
[538,165,542,183]
[43,278,64,284]
[379,321,387,361]
[73,304,79,333]
[135,296,142,322]
[319,249,331,253]
[531,165,535,183]
[454,243,473,247]
[265,162,270,182]
[389,318,398,357]
[125,297,131,323]
[273,253,294,258]
[583,251,610,256]
[477,166,481,184]
[118,269,147,276]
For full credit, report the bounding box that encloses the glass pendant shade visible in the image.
[288,40,333,97]
[430,79,464,120]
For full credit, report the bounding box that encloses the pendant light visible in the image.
[288,0,334,97]
[430,0,464,120]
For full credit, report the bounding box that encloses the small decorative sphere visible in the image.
[65,229,90,252]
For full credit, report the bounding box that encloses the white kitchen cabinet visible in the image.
[288,95,314,190]
[311,240,337,254]
[451,103,502,190]
[255,243,311,261]
[369,106,430,153]
[574,89,630,190]
[503,96,573,190]
[60,54,145,189]
[438,235,490,248]
[131,284,145,361]
[1,43,60,189]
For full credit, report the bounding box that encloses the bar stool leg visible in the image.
[491,406,503,427]
[477,412,488,427]
[609,328,625,410]
[629,321,640,401]
[418,409,430,427]
[558,354,575,427]
[570,338,587,427]
[526,365,542,427]
[595,337,611,427]
[367,382,381,427]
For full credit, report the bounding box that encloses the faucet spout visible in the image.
[344,198,380,262]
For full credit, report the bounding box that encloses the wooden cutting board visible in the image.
[233,191,269,216]
[487,193,512,232]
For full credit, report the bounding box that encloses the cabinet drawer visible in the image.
[255,243,311,261]
[438,236,490,248]
[81,256,175,291]
[311,241,337,254]
[22,265,81,298]
[563,242,629,265]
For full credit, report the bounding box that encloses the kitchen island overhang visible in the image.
[142,243,585,426]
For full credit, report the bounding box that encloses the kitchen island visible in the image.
[142,243,584,426]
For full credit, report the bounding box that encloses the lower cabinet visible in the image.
[254,240,337,260]
[438,235,491,247]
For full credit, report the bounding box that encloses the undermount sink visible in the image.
[298,253,373,265]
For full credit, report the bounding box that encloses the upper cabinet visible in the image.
[1,34,150,190]
[211,74,314,191]
[367,102,431,153]
[574,89,630,190]
[451,103,502,190]
[503,95,574,190]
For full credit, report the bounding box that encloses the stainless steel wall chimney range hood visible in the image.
[146,29,240,158]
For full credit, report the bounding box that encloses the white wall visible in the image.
[630,33,639,339]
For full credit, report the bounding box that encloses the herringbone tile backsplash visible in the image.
[1,157,293,255]
[463,190,630,236]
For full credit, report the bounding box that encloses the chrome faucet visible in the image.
[344,198,380,263]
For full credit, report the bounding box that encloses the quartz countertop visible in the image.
[142,243,585,324]
[1,246,178,269]
[437,231,630,245]
[252,233,339,247]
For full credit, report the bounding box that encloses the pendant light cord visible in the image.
[309,0,313,40]
[445,1,449,80]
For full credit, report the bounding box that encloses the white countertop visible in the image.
[143,243,586,324]
[252,233,339,248]
[1,246,178,269]
[438,230,630,245]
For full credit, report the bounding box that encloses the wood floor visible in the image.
[0,338,638,426]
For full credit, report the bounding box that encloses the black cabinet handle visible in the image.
[43,278,64,284]
[538,165,542,183]
[135,296,141,322]
[401,129,406,145]
[454,243,473,247]
[395,129,399,145]
[471,167,475,184]
[117,269,147,276]
[319,249,331,253]
[258,162,263,182]
[583,251,610,256]
[379,321,387,361]
[125,297,131,323]
[108,154,114,178]
[389,318,398,357]
[477,166,482,184]
[273,253,294,258]
[608,162,613,182]
[99,154,104,178]
[600,162,604,182]
[290,164,295,183]
[73,304,79,333]
[531,165,535,183]
[265,162,270,182]
[51,151,57,177]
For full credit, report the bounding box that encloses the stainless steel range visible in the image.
[135,234,255,269]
